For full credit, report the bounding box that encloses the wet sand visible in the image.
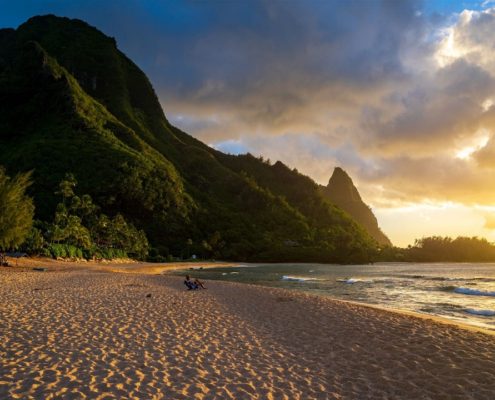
[1,265,495,399]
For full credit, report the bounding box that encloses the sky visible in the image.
[2,0,495,246]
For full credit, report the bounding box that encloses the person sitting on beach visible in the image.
[184,275,199,290]
[184,275,206,290]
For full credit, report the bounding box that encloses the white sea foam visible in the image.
[454,287,495,297]
[464,309,495,317]
[337,278,373,284]
[281,275,316,282]
[337,278,358,284]
[372,277,402,284]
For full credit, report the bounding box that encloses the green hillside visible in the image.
[0,15,378,263]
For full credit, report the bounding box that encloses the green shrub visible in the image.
[48,243,84,258]
[49,243,66,258]
[21,226,45,254]
[0,168,34,251]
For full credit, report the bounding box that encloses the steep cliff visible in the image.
[321,168,391,246]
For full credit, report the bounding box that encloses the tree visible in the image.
[404,235,495,262]
[0,168,35,250]
[56,173,77,205]
[45,175,149,259]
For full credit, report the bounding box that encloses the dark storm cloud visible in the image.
[142,0,432,153]
[152,0,425,100]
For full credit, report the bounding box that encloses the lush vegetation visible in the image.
[376,236,495,262]
[22,174,149,259]
[0,15,381,263]
[0,168,34,250]
[406,236,495,262]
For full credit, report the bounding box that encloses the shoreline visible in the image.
[332,296,495,337]
[162,264,495,337]
[179,274,495,337]
[5,256,495,336]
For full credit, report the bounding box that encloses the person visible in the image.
[184,275,206,290]
[184,275,197,290]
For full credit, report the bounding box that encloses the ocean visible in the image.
[172,262,495,331]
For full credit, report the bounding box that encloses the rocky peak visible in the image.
[322,167,392,246]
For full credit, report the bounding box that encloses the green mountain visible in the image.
[321,167,391,246]
[0,15,378,263]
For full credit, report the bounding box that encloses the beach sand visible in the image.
[5,256,236,274]
[1,265,495,399]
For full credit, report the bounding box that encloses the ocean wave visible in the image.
[437,277,495,282]
[430,277,457,281]
[406,275,495,282]
[471,277,495,282]
[372,277,408,284]
[337,278,357,284]
[465,309,495,317]
[419,276,471,282]
[439,285,457,292]
[453,287,495,297]
[337,278,372,284]
[402,274,452,280]
[281,275,321,282]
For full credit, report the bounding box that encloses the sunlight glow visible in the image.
[434,9,480,68]
[482,98,494,111]
[455,133,489,159]
[435,27,461,67]
[376,202,495,247]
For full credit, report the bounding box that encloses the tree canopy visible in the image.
[406,236,495,262]
[33,174,150,259]
[0,168,34,251]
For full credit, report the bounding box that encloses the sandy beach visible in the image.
[4,256,237,274]
[1,263,495,399]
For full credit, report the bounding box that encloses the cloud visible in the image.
[153,2,495,210]
[361,58,495,157]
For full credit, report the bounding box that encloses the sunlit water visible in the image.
[171,262,495,330]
